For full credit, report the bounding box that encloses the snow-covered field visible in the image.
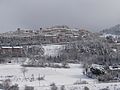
[0,64,96,89]
[0,64,120,90]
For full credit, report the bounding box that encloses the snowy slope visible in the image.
[43,44,64,56]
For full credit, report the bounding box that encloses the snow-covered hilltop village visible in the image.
[1,25,120,90]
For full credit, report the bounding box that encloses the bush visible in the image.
[9,84,19,90]
[50,83,58,90]
[2,79,19,90]
[61,62,70,68]
[100,88,110,90]
[60,85,65,90]
[24,86,34,90]
[3,79,11,90]
[84,86,89,90]
[74,80,88,85]
[0,83,3,89]
[98,73,113,82]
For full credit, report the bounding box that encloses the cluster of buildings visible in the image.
[0,25,92,63]
[0,26,82,46]
[0,46,24,57]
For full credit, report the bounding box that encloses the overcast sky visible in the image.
[0,0,120,33]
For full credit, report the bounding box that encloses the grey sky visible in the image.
[0,0,120,32]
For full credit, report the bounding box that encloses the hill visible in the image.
[100,24,120,35]
[0,25,98,46]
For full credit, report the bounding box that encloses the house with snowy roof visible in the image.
[0,46,25,57]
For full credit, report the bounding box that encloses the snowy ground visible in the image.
[1,64,120,90]
[0,64,96,89]
[43,44,64,56]
[1,43,120,90]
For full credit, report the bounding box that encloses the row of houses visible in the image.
[0,26,81,46]
[0,46,25,57]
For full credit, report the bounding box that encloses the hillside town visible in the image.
[0,25,120,90]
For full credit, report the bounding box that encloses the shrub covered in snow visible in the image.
[100,87,110,90]
[50,83,58,90]
[84,86,89,90]
[60,85,65,90]
[24,86,34,90]
[74,80,88,85]
[3,79,11,90]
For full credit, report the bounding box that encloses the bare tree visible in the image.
[27,45,45,66]
[37,74,45,86]
[21,67,28,80]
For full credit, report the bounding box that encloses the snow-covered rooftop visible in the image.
[1,46,23,49]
